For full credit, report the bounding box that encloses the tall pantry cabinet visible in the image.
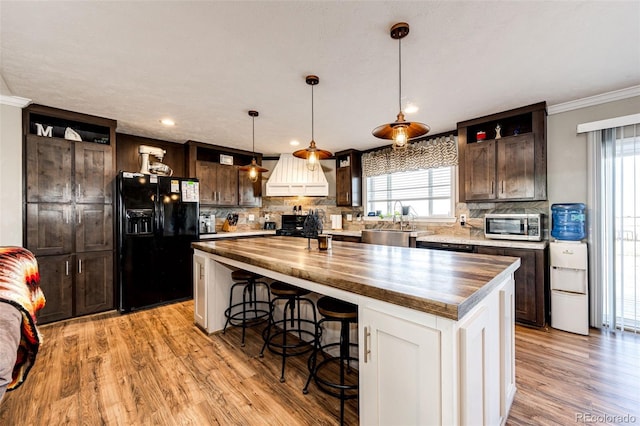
[23,105,116,323]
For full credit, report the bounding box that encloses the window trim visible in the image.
[362,165,458,223]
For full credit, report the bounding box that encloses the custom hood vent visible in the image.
[265,153,328,197]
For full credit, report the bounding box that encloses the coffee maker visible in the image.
[199,214,215,234]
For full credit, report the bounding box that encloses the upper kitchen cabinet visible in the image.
[195,160,238,205]
[457,102,547,202]
[24,105,116,204]
[335,149,362,207]
[186,141,262,207]
[238,170,262,206]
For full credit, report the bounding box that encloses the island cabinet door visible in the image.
[359,306,442,426]
[193,253,207,329]
[458,292,501,426]
[498,277,516,423]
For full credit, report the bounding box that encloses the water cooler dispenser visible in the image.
[550,203,588,335]
[550,242,589,335]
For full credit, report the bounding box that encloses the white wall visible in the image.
[547,95,640,207]
[0,103,24,246]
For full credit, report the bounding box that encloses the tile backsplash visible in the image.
[201,197,549,239]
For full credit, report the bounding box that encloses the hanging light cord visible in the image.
[311,83,315,142]
[252,115,255,154]
[398,36,402,114]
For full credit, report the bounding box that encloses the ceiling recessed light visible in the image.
[160,118,175,126]
[290,140,300,146]
[405,104,419,114]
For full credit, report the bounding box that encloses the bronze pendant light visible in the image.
[372,22,430,149]
[293,75,332,171]
[238,110,268,183]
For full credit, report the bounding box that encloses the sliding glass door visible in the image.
[590,124,640,332]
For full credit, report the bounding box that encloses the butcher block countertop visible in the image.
[193,236,520,321]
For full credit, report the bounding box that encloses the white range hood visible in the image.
[265,153,328,197]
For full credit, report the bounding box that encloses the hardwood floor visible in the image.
[1,300,639,425]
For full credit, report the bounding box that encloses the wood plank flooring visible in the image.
[1,300,639,425]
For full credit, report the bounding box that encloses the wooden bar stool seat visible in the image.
[260,281,317,382]
[222,269,271,347]
[303,296,358,426]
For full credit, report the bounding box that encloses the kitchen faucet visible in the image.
[392,201,404,230]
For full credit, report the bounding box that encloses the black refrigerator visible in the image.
[116,172,199,312]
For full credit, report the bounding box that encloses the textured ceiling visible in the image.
[1,1,638,156]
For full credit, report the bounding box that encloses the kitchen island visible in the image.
[193,236,520,425]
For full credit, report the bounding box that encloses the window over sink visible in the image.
[365,166,456,219]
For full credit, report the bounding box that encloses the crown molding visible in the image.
[0,94,31,108]
[548,85,640,115]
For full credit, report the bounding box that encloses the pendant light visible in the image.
[372,22,430,149]
[238,110,268,183]
[293,75,332,171]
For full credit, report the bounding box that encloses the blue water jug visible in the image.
[551,203,586,241]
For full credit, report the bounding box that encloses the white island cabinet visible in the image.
[359,276,514,425]
[192,237,519,425]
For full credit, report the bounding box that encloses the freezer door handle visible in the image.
[159,202,165,233]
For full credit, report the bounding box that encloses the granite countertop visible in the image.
[416,234,548,250]
[193,236,520,321]
[199,230,277,240]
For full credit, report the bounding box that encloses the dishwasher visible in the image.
[416,241,476,253]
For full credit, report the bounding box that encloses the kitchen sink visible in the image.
[361,229,412,247]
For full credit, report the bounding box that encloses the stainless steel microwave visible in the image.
[484,213,542,241]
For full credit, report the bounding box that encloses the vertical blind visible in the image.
[589,123,640,332]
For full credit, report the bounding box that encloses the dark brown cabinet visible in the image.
[74,142,113,204]
[35,255,73,323]
[23,104,116,323]
[330,234,361,243]
[25,203,74,256]
[35,252,113,322]
[75,251,114,316]
[187,141,263,207]
[458,102,547,202]
[465,140,496,200]
[75,204,113,252]
[26,136,73,203]
[335,149,361,207]
[238,171,261,207]
[497,134,535,199]
[476,246,548,327]
[195,160,238,206]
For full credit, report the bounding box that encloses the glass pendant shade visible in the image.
[307,149,319,172]
[247,158,262,182]
[293,75,332,169]
[238,110,268,180]
[372,22,429,149]
[293,140,331,172]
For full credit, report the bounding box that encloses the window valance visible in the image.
[362,135,458,177]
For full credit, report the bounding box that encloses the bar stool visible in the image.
[222,269,271,346]
[260,281,317,382]
[303,296,358,425]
